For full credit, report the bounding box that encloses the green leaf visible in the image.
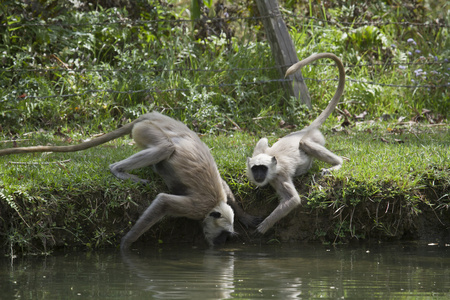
[190,0,201,21]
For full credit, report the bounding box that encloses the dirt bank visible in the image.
[2,180,448,255]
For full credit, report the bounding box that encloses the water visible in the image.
[1,243,449,299]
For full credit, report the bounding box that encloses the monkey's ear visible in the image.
[210,212,222,219]
[253,138,269,155]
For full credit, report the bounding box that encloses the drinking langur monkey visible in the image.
[0,112,259,249]
[246,53,346,234]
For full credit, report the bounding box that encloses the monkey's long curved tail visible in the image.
[0,121,138,156]
[285,52,345,129]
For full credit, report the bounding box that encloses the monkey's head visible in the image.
[246,154,277,187]
[203,201,235,247]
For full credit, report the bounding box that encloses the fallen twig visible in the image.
[0,139,31,143]
[8,159,72,165]
[225,115,241,130]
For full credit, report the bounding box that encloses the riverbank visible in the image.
[1,123,448,256]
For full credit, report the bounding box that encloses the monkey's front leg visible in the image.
[257,177,301,234]
[121,196,165,250]
[121,193,190,250]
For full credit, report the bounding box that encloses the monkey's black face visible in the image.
[251,165,268,183]
[213,230,231,246]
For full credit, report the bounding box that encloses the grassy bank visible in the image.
[1,122,448,255]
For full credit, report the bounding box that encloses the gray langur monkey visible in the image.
[246,53,345,234]
[0,112,259,249]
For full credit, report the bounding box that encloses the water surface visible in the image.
[1,243,449,299]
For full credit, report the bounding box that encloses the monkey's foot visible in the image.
[320,168,331,176]
[127,175,150,185]
[136,178,151,185]
[320,165,342,176]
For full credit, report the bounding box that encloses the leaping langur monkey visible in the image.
[247,53,346,234]
[0,112,259,249]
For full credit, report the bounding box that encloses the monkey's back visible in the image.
[268,130,319,177]
[136,112,225,218]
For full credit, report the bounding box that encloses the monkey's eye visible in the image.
[209,212,222,219]
[251,165,268,172]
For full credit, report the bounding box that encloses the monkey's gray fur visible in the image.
[247,53,346,234]
[0,112,259,248]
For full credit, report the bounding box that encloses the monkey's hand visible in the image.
[256,220,271,235]
[251,223,276,239]
[251,229,265,239]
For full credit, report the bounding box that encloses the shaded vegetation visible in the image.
[0,0,448,133]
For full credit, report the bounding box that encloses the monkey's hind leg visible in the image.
[299,137,343,175]
[121,193,192,250]
[110,142,175,184]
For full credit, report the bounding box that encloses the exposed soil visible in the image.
[1,181,449,255]
[129,196,450,248]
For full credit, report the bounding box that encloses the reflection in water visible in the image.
[0,243,449,299]
[121,248,236,299]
